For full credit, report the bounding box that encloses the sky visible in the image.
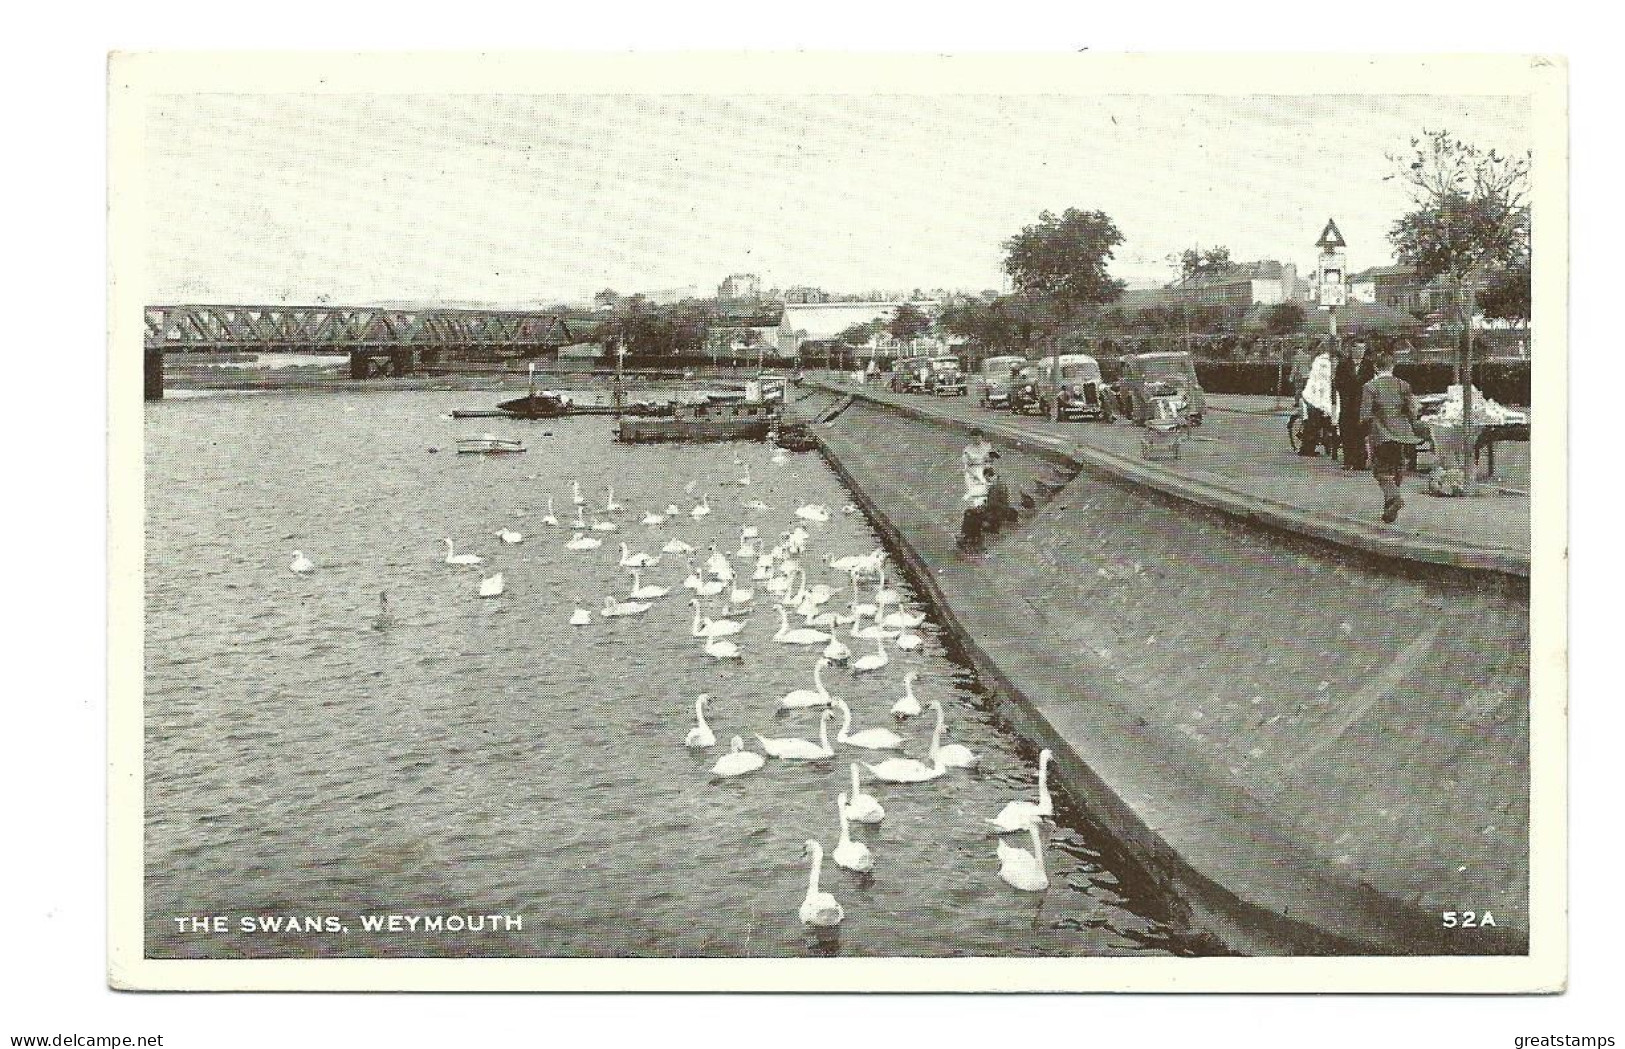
[142,92,1532,307]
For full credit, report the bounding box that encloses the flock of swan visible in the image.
[288,443,1060,931]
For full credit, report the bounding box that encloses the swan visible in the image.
[736,464,752,486]
[775,606,831,646]
[862,718,947,783]
[601,595,651,618]
[844,763,884,824]
[705,545,734,581]
[690,494,712,519]
[832,793,874,874]
[764,573,792,597]
[881,606,925,630]
[741,524,760,540]
[851,632,889,674]
[442,539,485,566]
[477,573,505,598]
[779,657,833,709]
[541,497,559,527]
[289,551,315,574]
[852,608,898,642]
[619,543,659,569]
[690,599,744,638]
[590,517,618,532]
[665,503,683,518]
[641,511,667,526]
[685,694,716,748]
[729,585,754,606]
[712,736,764,777]
[695,577,725,598]
[702,635,742,660]
[822,635,851,663]
[569,604,592,626]
[833,698,903,750]
[629,569,669,601]
[571,505,588,531]
[988,749,1055,832]
[371,591,392,631]
[894,630,923,651]
[891,671,923,718]
[849,572,877,618]
[604,486,623,512]
[758,708,836,761]
[795,503,831,523]
[770,450,788,465]
[735,537,756,559]
[927,700,979,768]
[564,534,602,551]
[873,565,900,607]
[496,528,524,544]
[571,479,585,506]
[842,502,860,515]
[752,563,773,582]
[997,819,1049,892]
[742,499,772,511]
[798,840,843,927]
[662,538,694,555]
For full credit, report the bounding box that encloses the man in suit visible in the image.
[1360,349,1423,523]
[1335,341,1376,469]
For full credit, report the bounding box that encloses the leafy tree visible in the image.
[1479,259,1531,324]
[1003,208,1127,316]
[835,321,884,346]
[888,302,932,345]
[1263,300,1306,337]
[1179,246,1233,282]
[1386,129,1530,478]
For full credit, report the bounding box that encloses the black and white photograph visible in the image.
[103,51,1566,993]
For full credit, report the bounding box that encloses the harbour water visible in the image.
[144,389,1217,958]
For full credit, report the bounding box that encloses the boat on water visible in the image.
[457,434,526,454]
[616,399,779,444]
[496,389,573,419]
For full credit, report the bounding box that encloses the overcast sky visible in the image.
[143,92,1531,307]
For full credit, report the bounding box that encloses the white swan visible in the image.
[477,573,505,598]
[844,762,884,824]
[569,605,592,626]
[442,539,485,566]
[642,511,667,526]
[712,736,764,777]
[758,709,836,761]
[571,479,585,506]
[927,700,979,768]
[571,505,588,531]
[590,516,618,533]
[997,819,1049,892]
[565,534,602,551]
[629,569,669,601]
[289,551,315,574]
[833,698,903,750]
[729,585,754,606]
[690,599,743,638]
[741,524,759,540]
[780,657,833,709]
[863,718,947,783]
[496,527,524,544]
[737,464,752,486]
[541,497,559,527]
[705,545,734,581]
[798,840,843,927]
[822,634,851,663]
[604,486,623,512]
[852,608,898,641]
[601,595,651,618]
[774,606,831,646]
[685,694,716,748]
[770,450,788,466]
[852,632,889,674]
[988,749,1055,832]
[795,503,831,523]
[619,542,659,568]
[849,572,877,618]
[702,635,742,660]
[695,577,725,597]
[690,494,712,519]
[873,565,900,607]
[881,606,925,630]
[665,503,683,518]
[662,537,694,555]
[891,671,923,719]
[894,629,923,651]
[832,793,874,873]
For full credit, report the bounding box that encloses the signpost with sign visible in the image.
[1315,218,1348,340]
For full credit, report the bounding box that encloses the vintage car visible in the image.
[1112,351,1207,426]
[889,357,930,393]
[977,355,1029,409]
[922,356,967,396]
[1033,354,1115,421]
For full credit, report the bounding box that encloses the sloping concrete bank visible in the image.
[814,399,1528,956]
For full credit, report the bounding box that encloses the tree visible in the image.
[1387,129,1530,485]
[1179,246,1233,283]
[1263,300,1306,337]
[888,303,932,346]
[1479,259,1531,325]
[1003,208,1127,314]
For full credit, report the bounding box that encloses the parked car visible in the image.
[923,356,967,396]
[1033,354,1115,421]
[890,357,929,393]
[977,355,1029,409]
[1009,369,1043,416]
[1112,351,1206,426]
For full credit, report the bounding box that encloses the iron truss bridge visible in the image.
[143,304,580,357]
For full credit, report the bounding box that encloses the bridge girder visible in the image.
[143,304,578,354]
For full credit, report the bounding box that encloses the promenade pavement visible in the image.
[807,376,1531,576]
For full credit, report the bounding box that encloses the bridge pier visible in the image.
[145,349,164,400]
[350,348,417,380]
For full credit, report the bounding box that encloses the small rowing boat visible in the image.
[457,434,526,455]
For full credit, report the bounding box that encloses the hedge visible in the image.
[1185,359,1530,404]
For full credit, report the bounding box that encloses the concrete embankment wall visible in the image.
[814,396,1528,955]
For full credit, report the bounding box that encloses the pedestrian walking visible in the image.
[1335,341,1375,470]
[1360,349,1423,523]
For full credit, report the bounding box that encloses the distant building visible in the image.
[780,300,945,362]
[1346,264,1498,320]
[1118,261,1301,312]
[706,303,789,361]
[782,285,830,304]
[717,273,762,301]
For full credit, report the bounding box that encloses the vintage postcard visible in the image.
[108,51,1567,992]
